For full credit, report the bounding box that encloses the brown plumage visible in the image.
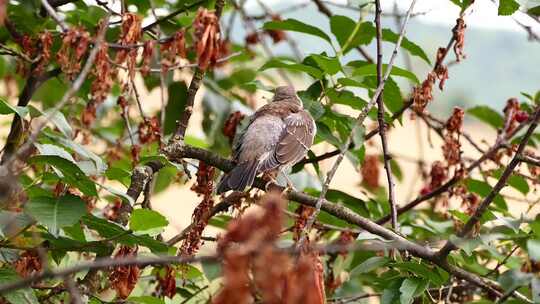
[217,86,316,193]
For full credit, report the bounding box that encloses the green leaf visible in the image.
[498,0,520,15]
[330,16,374,54]
[82,215,169,253]
[164,82,188,135]
[350,256,389,275]
[128,296,165,304]
[25,194,87,236]
[260,58,323,78]
[326,189,369,217]
[29,155,97,196]
[393,262,445,285]
[263,18,332,44]
[304,54,342,75]
[0,97,28,117]
[349,61,419,84]
[399,278,427,304]
[0,211,35,239]
[528,5,540,16]
[326,88,368,110]
[130,209,169,235]
[202,262,222,281]
[528,239,540,261]
[382,29,431,65]
[466,178,507,210]
[43,110,73,138]
[508,175,530,195]
[467,106,505,129]
[43,132,108,176]
[0,268,39,304]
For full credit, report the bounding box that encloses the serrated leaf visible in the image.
[29,155,97,196]
[260,58,323,78]
[466,178,507,210]
[330,16,374,54]
[399,278,427,304]
[130,209,168,234]
[0,97,28,118]
[350,256,389,275]
[82,215,169,253]
[0,211,35,238]
[44,132,107,175]
[0,268,39,304]
[349,61,419,84]
[263,18,332,43]
[467,106,504,129]
[499,0,520,15]
[304,54,342,75]
[528,239,540,261]
[43,109,73,138]
[382,29,431,65]
[25,194,87,236]
[528,5,540,16]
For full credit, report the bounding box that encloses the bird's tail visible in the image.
[216,160,260,194]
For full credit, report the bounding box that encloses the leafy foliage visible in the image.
[0,0,537,303]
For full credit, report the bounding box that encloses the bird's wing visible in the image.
[259,110,315,172]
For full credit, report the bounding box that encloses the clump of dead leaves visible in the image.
[109,246,140,299]
[194,8,222,70]
[213,192,325,304]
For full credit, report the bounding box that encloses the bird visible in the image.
[217,86,316,194]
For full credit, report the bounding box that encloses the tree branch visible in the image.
[374,0,398,231]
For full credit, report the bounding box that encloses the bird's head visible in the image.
[272,86,301,104]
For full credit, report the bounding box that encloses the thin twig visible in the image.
[171,0,226,142]
[40,0,68,32]
[64,276,83,304]
[374,0,398,232]
[519,155,540,167]
[297,0,418,248]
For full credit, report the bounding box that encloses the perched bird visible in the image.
[217,86,316,193]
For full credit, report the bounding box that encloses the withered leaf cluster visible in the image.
[109,246,140,299]
[180,162,216,256]
[442,107,464,167]
[160,30,187,72]
[194,8,222,70]
[115,13,142,79]
[222,111,245,144]
[57,27,90,79]
[361,154,380,189]
[214,192,325,304]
